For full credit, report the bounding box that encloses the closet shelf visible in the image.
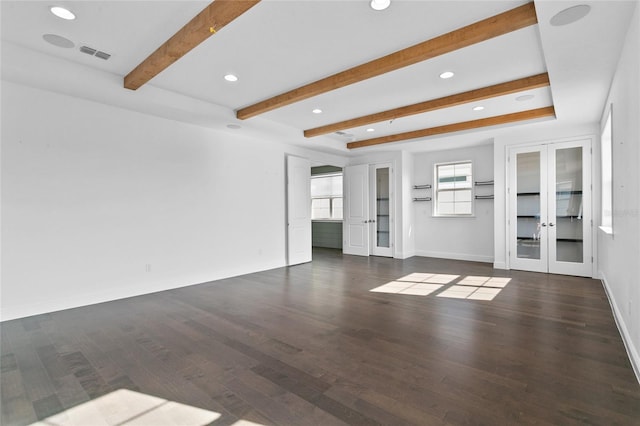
[557,190,583,195]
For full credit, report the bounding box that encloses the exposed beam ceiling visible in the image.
[124,0,260,90]
[304,73,550,138]
[236,2,538,120]
[347,106,556,149]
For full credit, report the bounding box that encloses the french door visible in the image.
[508,139,592,276]
[343,163,393,257]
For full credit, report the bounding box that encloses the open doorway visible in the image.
[311,165,343,250]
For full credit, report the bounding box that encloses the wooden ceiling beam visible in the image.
[347,106,556,149]
[304,73,550,138]
[124,0,260,90]
[236,2,538,120]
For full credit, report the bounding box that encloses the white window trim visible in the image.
[433,160,475,217]
[600,106,613,233]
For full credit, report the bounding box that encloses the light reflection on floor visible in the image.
[370,274,511,301]
[29,389,264,426]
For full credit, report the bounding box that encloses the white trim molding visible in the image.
[601,273,640,385]
[415,250,493,263]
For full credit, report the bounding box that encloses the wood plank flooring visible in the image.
[2,248,639,425]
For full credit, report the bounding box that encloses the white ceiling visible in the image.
[1,0,637,154]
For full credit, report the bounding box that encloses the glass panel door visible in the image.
[548,141,592,276]
[553,147,583,263]
[376,167,390,249]
[509,140,592,277]
[516,151,542,260]
[510,145,548,273]
[370,164,393,257]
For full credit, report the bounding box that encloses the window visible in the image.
[311,173,343,220]
[434,161,473,216]
[601,108,613,232]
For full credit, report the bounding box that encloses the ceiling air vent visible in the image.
[334,131,355,142]
[95,51,111,60]
[80,46,96,55]
[79,45,111,60]
[335,131,354,138]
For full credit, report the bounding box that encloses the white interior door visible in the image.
[548,140,592,276]
[343,164,369,256]
[287,155,311,265]
[509,140,592,276]
[370,164,393,257]
[509,145,549,273]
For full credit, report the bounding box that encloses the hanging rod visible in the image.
[413,197,432,202]
[474,180,494,186]
[413,184,432,189]
[475,195,494,200]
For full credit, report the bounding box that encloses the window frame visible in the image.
[311,172,343,221]
[433,160,474,217]
[600,105,613,234]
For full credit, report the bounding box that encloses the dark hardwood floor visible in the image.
[2,248,639,425]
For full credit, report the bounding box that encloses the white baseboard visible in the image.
[414,250,493,263]
[395,250,415,260]
[600,272,640,385]
[493,261,508,270]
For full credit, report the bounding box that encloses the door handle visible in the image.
[541,223,547,227]
[549,222,555,227]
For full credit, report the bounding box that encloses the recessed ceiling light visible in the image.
[516,94,535,102]
[312,108,323,114]
[550,5,591,26]
[472,106,485,111]
[42,33,74,48]
[439,71,454,79]
[366,128,375,132]
[50,6,76,20]
[224,74,238,82]
[226,124,241,129]
[370,0,391,11]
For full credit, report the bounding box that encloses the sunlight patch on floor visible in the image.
[370,281,443,296]
[29,389,264,426]
[370,274,511,301]
[458,276,511,288]
[395,273,459,284]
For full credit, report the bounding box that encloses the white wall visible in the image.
[0,81,344,320]
[413,144,494,262]
[597,3,640,381]
[401,151,415,259]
